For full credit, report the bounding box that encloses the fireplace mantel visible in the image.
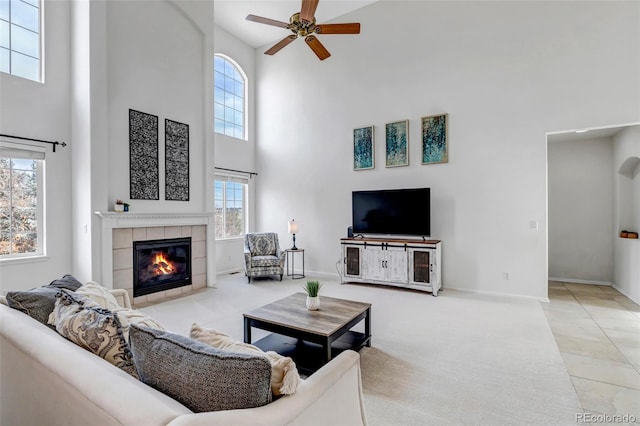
[95,211,215,290]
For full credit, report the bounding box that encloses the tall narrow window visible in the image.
[0,146,45,258]
[214,54,245,140]
[214,176,247,239]
[0,0,42,82]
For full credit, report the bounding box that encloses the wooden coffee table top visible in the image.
[243,292,371,337]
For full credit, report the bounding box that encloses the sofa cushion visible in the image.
[247,233,277,256]
[190,323,301,396]
[49,289,138,378]
[129,324,272,413]
[5,274,83,326]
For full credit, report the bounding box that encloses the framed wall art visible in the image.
[129,109,159,200]
[353,126,374,170]
[165,119,190,201]
[422,113,448,165]
[385,120,409,167]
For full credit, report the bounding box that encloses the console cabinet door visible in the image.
[344,246,362,278]
[362,247,386,281]
[385,247,408,283]
[409,249,432,285]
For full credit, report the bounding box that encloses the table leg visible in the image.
[365,308,371,347]
[323,339,332,363]
[244,318,251,344]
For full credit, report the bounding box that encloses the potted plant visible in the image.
[114,200,125,212]
[303,280,322,310]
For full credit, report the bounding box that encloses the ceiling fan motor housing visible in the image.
[289,12,316,37]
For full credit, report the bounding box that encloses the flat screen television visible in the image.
[352,188,430,237]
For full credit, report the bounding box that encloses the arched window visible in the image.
[214,54,246,140]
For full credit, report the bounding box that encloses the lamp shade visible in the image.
[288,220,298,234]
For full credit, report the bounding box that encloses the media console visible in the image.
[340,237,442,296]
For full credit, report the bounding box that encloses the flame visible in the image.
[152,252,175,275]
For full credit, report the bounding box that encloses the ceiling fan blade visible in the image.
[246,14,289,29]
[315,23,361,35]
[300,0,320,23]
[305,35,331,60]
[264,35,297,55]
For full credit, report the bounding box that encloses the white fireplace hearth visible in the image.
[95,212,215,305]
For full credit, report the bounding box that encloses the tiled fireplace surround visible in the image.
[96,212,215,306]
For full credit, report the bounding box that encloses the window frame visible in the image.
[214,174,248,240]
[0,143,45,260]
[214,54,247,141]
[0,0,43,82]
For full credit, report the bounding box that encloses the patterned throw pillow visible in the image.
[190,323,301,396]
[129,324,272,413]
[6,274,84,326]
[50,290,138,378]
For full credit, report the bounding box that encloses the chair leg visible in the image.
[247,276,251,284]
[280,274,283,281]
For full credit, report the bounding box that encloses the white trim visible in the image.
[548,277,612,286]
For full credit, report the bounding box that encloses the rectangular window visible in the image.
[0,0,41,82]
[214,176,247,239]
[0,145,45,258]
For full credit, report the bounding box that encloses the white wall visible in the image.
[255,1,640,299]
[612,125,640,303]
[213,24,257,274]
[75,0,213,284]
[548,138,613,283]
[0,0,73,292]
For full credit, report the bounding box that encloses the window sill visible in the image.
[0,255,49,266]
[215,237,244,242]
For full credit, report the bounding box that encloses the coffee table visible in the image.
[243,293,371,374]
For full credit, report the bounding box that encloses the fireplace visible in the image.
[133,237,192,297]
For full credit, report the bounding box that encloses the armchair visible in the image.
[243,232,286,283]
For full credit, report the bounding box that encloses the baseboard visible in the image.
[548,277,613,286]
[611,283,640,305]
[445,286,550,303]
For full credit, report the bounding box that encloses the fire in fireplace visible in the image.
[133,237,192,297]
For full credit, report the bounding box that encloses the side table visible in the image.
[285,249,305,279]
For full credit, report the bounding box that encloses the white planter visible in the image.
[306,296,320,310]
[114,204,124,212]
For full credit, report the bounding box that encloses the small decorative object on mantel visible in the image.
[621,230,638,239]
[303,280,322,310]
[114,200,130,213]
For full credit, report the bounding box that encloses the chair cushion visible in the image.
[190,323,301,396]
[129,325,272,413]
[247,233,277,256]
[251,255,282,268]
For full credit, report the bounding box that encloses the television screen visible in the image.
[352,188,430,236]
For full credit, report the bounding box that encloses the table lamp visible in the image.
[288,219,298,250]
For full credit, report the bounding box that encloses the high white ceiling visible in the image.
[213,0,379,48]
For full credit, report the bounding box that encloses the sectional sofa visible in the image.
[0,287,367,425]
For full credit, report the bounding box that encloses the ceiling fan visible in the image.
[246,0,361,61]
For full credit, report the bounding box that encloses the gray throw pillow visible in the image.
[129,325,272,413]
[6,274,84,326]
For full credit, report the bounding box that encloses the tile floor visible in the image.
[543,281,640,421]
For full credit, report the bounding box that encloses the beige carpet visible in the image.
[140,273,582,425]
